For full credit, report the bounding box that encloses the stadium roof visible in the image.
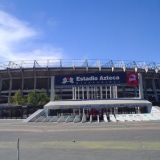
[44,99,152,109]
[0,59,160,73]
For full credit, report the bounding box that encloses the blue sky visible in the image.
[0,0,160,62]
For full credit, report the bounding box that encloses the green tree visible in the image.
[27,91,49,106]
[27,91,39,106]
[38,92,50,106]
[11,90,26,105]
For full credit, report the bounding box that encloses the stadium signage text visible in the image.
[55,72,128,86]
[76,75,120,82]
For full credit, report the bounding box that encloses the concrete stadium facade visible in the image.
[0,59,160,104]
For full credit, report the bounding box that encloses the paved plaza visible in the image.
[0,120,160,160]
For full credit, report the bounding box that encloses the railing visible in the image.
[0,59,159,72]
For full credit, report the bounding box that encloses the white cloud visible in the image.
[0,10,63,61]
[16,45,63,61]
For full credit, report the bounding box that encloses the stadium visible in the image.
[0,59,160,123]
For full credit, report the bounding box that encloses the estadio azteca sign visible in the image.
[55,72,138,86]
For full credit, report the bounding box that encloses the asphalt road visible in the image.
[0,120,160,160]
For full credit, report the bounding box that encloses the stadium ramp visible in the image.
[23,109,45,122]
[73,115,81,123]
[109,114,117,122]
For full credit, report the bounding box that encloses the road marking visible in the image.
[0,140,160,150]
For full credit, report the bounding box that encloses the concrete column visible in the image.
[105,86,108,99]
[83,108,85,115]
[97,115,99,123]
[113,86,118,98]
[77,86,80,100]
[113,86,115,98]
[91,86,94,99]
[72,87,75,100]
[50,76,55,101]
[96,86,98,99]
[110,86,112,99]
[138,73,144,99]
[90,115,92,123]
[75,87,77,100]
[81,108,87,123]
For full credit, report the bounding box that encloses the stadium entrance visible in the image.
[44,99,152,123]
[71,85,118,100]
[25,71,159,123]
[52,72,141,100]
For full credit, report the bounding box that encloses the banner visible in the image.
[126,72,138,86]
[55,72,127,86]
